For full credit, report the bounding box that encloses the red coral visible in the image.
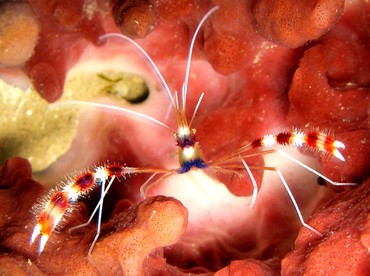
[23,0,107,102]
[0,0,368,274]
[252,0,345,47]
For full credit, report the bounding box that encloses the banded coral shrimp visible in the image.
[26,4,360,270]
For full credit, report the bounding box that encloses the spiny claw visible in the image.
[30,191,69,254]
[333,148,345,161]
[30,224,41,245]
[333,140,345,149]
[39,235,49,254]
[30,224,50,254]
[29,167,115,255]
[333,140,345,161]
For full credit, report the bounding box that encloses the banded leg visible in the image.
[243,133,358,237]
[251,130,346,161]
[249,130,357,186]
[30,164,130,254]
[216,130,357,235]
[69,176,116,234]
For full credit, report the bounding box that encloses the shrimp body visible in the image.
[175,110,207,173]
[30,6,357,256]
[30,7,219,255]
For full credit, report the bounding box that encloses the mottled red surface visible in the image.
[204,2,261,74]
[252,0,345,48]
[112,0,157,39]
[0,0,369,275]
[287,1,370,185]
[0,2,39,66]
[215,259,280,275]
[0,158,188,275]
[22,0,107,102]
[282,179,370,275]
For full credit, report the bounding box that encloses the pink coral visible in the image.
[252,0,345,48]
[0,3,39,66]
[0,0,369,274]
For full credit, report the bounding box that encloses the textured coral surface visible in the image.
[0,0,369,275]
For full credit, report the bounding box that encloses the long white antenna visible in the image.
[182,6,219,112]
[50,100,175,132]
[189,92,204,128]
[99,33,176,108]
[276,149,358,186]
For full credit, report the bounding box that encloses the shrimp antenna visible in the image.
[49,100,175,132]
[99,33,176,109]
[189,92,204,128]
[182,6,219,112]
